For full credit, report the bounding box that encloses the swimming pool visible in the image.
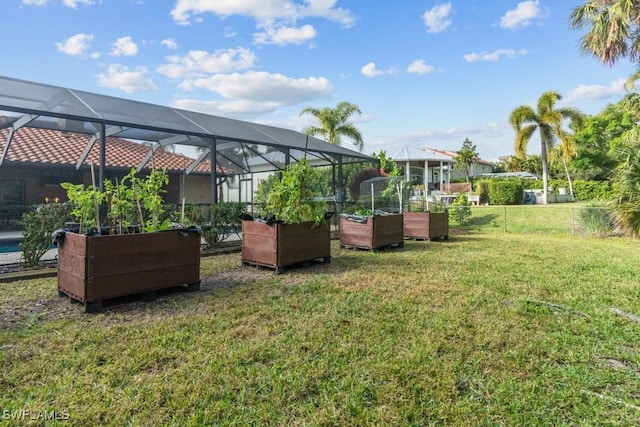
[0,238,22,253]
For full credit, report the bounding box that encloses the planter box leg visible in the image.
[85,301,103,313]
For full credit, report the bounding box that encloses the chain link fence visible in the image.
[452,205,616,236]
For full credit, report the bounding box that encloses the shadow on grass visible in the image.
[466,212,500,227]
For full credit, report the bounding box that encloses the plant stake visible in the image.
[90,163,101,232]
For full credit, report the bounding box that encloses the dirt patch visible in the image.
[1,293,85,331]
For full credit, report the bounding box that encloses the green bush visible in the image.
[578,201,616,236]
[488,179,524,205]
[19,203,72,267]
[448,193,471,225]
[473,179,491,204]
[182,202,246,246]
[572,180,614,201]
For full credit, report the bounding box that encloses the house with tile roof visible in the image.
[426,148,494,181]
[0,127,230,226]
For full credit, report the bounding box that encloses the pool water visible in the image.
[0,239,23,253]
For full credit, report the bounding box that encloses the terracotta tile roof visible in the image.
[0,127,213,174]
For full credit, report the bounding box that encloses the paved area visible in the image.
[0,230,57,266]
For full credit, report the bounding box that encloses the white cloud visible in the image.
[463,48,527,62]
[407,59,435,75]
[110,36,138,56]
[161,38,178,49]
[63,0,94,8]
[55,33,96,57]
[423,3,452,34]
[500,0,547,30]
[170,0,355,28]
[21,0,49,6]
[224,27,237,38]
[22,0,98,6]
[157,47,256,79]
[173,99,281,117]
[254,24,317,45]
[179,71,333,105]
[96,64,158,93]
[563,78,628,105]
[360,62,396,78]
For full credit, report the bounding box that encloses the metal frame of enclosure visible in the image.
[0,75,374,207]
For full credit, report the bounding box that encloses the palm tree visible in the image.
[300,101,364,151]
[611,128,640,236]
[550,137,578,196]
[569,0,640,67]
[509,91,583,204]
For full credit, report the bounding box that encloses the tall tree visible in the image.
[571,102,633,180]
[509,91,583,204]
[454,138,480,182]
[570,0,640,234]
[300,102,364,151]
[611,128,640,236]
[569,0,640,67]
[493,154,542,175]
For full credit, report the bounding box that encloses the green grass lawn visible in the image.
[2,213,640,425]
[461,203,590,235]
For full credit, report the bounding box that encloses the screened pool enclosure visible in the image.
[0,75,374,209]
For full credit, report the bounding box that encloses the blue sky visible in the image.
[1,0,636,160]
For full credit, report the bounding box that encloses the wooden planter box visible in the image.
[403,211,449,241]
[241,220,330,272]
[57,230,201,312]
[339,214,404,250]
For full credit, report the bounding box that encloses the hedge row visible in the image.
[471,178,614,204]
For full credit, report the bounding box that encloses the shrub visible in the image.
[262,158,327,225]
[448,193,472,225]
[572,180,614,201]
[19,203,72,267]
[207,202,246,245]
[473,179,491,204]
[348,168,383,201]
[578,201,616,236]
[182,203,246,246]
[488,179,524,205]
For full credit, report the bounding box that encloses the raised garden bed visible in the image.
[241,220,331,273]
[403,211,449,241]
[57,229,201,312]
[339,214,404,251]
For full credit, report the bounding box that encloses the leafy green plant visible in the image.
[488,178,524,205]
[18,203,72,266]
[61,168,171,234]
[103,174,136,234]
[129,168,171,232]
[199,202,246,246]
[261,158,327,225]
[473,179,491,204]
[354,208,374,216]
[59,182,104,233]
[448,193,472,225]
[578,202,616,236]
[572,180,614,201]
